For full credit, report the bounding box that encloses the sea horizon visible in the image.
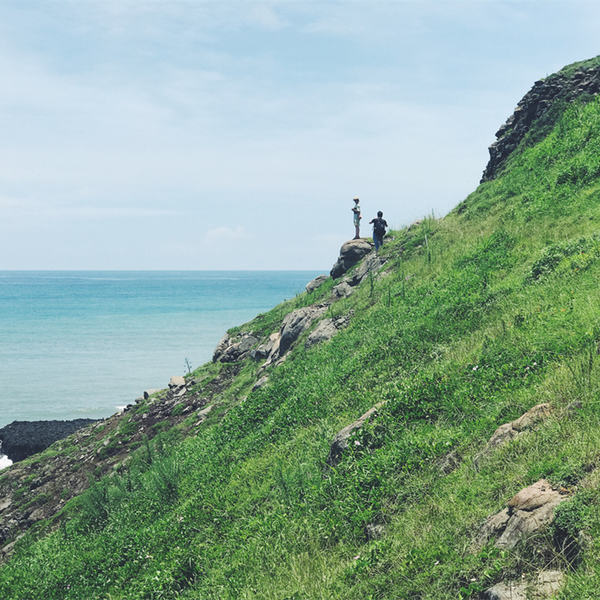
[0,270,324,432]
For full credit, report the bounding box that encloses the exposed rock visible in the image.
[305,311,354,349]
[0,419,100,463]
[482,63,600,182]
[169,376,186,389]
[218,335,259,363]
[474,479,568,551]
[263,306,328,367]
[326,402,385,467]
[143,389,162,399]
[251,332,280,361]
[475,404,551,467]
[330,239,374,279]
[305,319,338,349]
[306,275,328,293]
[482,570,565,600]
[347,252,387,287]
[332,281,354,299]
[252,376,269,392]
[212,333,231,362]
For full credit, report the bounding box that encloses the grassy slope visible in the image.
[4,88,600,600]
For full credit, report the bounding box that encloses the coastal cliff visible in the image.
[3,56,600,599]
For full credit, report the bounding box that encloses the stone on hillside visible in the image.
[251,333,280,361]
[474,479,568,551]
[305,319,338,349]
[218,335,259,363]
[305,311,353,349]
[482,570,565,600]
[169,376,185,389]
[326,403,385,467]
[143,389,161,400]
[252,376,269,391]
[306,274,328,293]
[330,239,373,279]
[347,252,386,287]
[475,403,551,467]
[212,333,231,362]
[332,281,353,299]
[272,305,327,360]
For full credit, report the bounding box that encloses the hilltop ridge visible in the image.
[482,54,600,182]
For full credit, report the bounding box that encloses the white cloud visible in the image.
[0,2,599,269]
[203,226,248,246]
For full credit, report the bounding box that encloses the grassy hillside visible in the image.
[4,68,600,599]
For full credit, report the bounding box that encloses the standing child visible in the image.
[352,197,361,239]
[369,211,388,252]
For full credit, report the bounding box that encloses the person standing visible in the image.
[369,211,388,251]
[352,197,361,239]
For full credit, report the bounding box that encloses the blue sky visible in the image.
[1,1,599,270]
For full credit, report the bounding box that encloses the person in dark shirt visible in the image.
[369,211,388,251]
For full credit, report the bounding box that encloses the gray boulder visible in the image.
[305,311,353,349]
[252,376,269,391]
[306,275,328,293]
[330,239,373,279]
[251,333,280,361]
[483,570,564,600]
[326,403,385,467]
[305,319,338,349]
[347,252,386,287]
[218,335,259,363]
[169,376,186,389]
[475,404,551,468]
[474,479,568,551]
[212,333,231,362]
[277,306,327,358]
[332,281,354,299]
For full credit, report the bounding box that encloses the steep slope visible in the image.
[4,57,600,599]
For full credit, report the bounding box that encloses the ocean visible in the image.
[0,270,322,466]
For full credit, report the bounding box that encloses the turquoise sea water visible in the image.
[0,271,322,431]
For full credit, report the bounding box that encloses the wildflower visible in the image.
[472,366,478,371]
[354,555,360,560]
[354,440,361,446]
[434,561,440,565]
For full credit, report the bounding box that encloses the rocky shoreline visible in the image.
[0,419,100,463]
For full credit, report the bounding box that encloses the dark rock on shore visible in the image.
[0,419,100,462]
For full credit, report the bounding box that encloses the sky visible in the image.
[0,1,599,271]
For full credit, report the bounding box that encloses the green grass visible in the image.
[6,70,600,599]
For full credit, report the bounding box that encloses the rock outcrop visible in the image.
[330,239,373,279]
[346,252,387,287]
[306,275,328,293]
[474,479,568,551]
[482,570,565,600]
[326,402,384,467]
[264,305,328,366]
[213,333,259,363]
[474,403,551,467]
[0,419,100,463]
[482,63,600,182]
[305,311,354,349]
